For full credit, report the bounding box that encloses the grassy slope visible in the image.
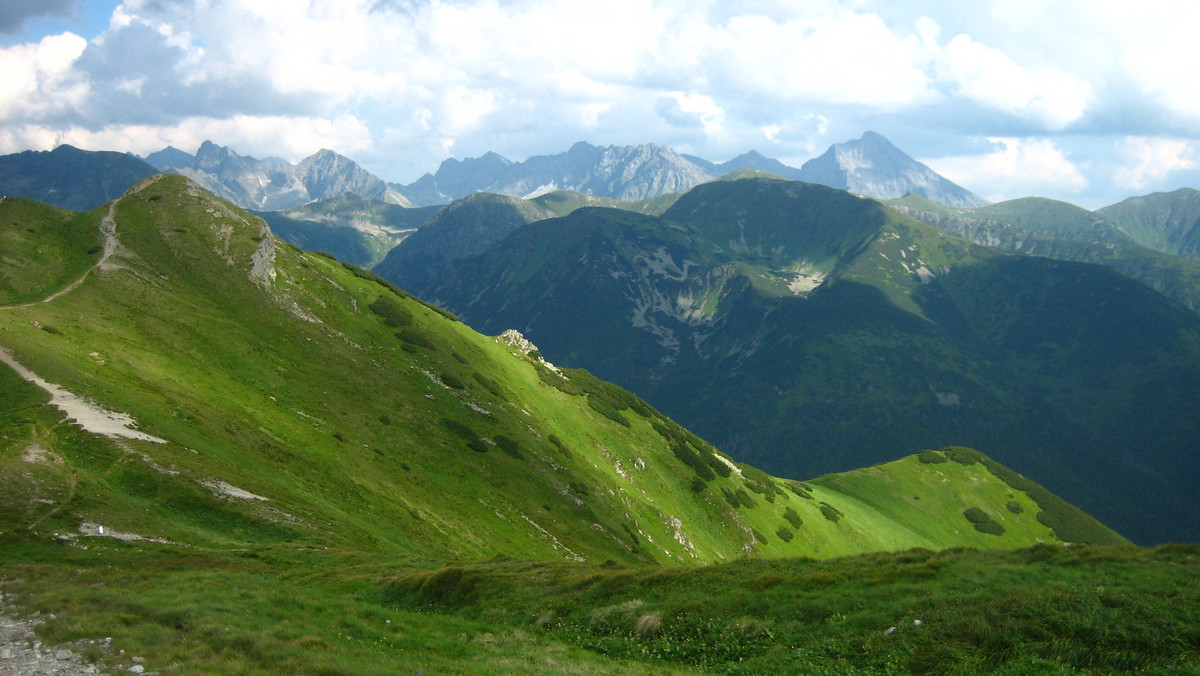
[0,177,1154,673]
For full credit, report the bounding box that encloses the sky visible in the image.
[2,0,1199,209]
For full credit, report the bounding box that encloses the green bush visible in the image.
[944,446,984,465]
[473,372,504,398]
[671,441,715,482]
[1006,501,1024,514]
[396,328,436,350]
[587,396,630,427]
[751,528,767,544]
[918,449,947,464]
[493,435,523,460]
[440,418,476,440]
[783,507,803,529]
[963,507,1006,535]
[819,502,843,523]
[368,295,413,327]
[776,527,794,542]
[440,373,465,389]
[787,482,814,499]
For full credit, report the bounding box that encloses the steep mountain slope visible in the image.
[256,194,439,268]
[1099,187,1200,260]
[392,176,1200,545]
[0,145,158,212]
[0,176,1103,569]
[892,194,1200,313]
[797,131,987,207]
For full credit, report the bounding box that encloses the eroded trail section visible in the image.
[0,348,166,444]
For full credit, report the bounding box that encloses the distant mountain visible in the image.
[155,141,413,210]
[0,145,157,211]
[373,192,554,289]
[797,131,987,207]
[891,194,1200,313]
[295,149,412,207]
[255,193,440,268]
[141,145,195,171]
[381,176,1200,545]
[1099,188,1200,261]
[683,149,804,180]
[395,135,981,208]
[394,141,716,205]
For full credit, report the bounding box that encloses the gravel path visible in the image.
[0,593,103,675]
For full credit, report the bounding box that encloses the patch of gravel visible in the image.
[0,591,103,675]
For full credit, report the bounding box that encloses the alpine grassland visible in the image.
[0,177,1194,674]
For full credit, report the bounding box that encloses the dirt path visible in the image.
[0,199,120,312]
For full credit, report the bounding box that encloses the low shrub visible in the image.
[783,507,803,529]
[473,372,504,398]
[587,396,630,427]
[440,372,465,390]
[671,441,715,482]
[396,328,435,350]
[918,449,947,464]
[368,295,413,327]
[963,507,1006,535]
[1006,501,1024,514]
[819,502,843,523]
[493,435,523,460]
[440,418,476,440]
[776,527,794,542]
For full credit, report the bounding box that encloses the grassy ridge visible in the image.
[1,536,1195,674]
[0,175,1109,567]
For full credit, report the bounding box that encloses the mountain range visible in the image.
[0,131,990,214]
[378,176,1200,546]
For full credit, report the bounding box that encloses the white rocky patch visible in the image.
[199,478,269,501]
[0,349,166,443]
[787,271,826,295]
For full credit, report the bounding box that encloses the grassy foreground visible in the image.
[1,537,1198,674]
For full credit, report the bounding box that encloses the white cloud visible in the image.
[926,137,1088,202]
[0,114,372,161]
[1113,137,1197,190]
[935,33,1091,130]
[0,0,1196,205]
[0,32,88,121]
[701,9,935,107]
[658,92,725,137]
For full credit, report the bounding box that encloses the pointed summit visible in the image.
[798,132,986,207]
